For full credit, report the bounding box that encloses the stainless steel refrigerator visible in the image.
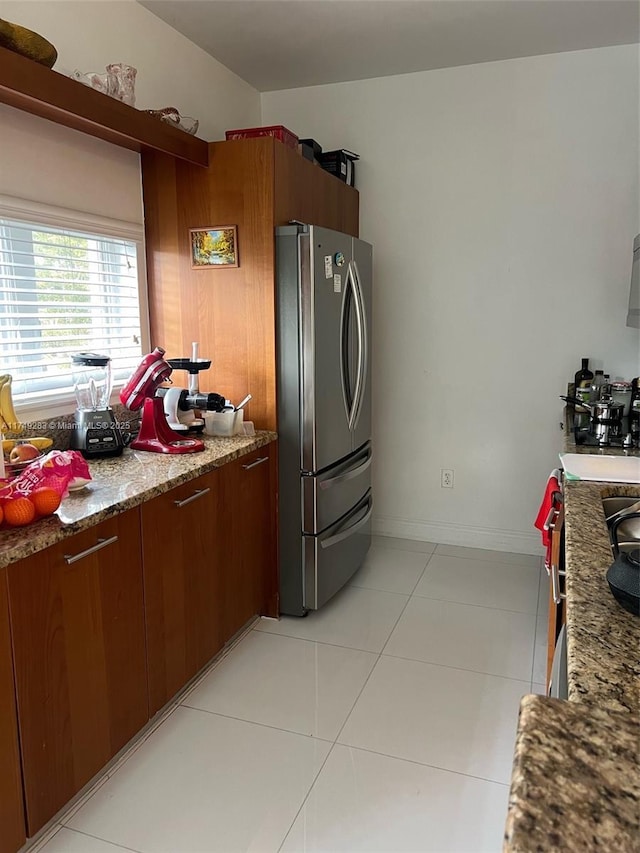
[276,223,373,616]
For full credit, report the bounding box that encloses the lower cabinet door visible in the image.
[220,443,278,640]
[141,470,224,716]
[8,508,148,836]
[0,569,25,853]
[546,505,566,690]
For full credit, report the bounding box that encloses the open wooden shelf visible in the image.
[0,46,209,167]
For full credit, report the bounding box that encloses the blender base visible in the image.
[71,408,124,458]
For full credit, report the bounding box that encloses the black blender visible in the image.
[70,353,123,458]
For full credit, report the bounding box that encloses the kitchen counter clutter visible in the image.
[0,430,276,569]
[505,696,639,852]
[563,405,640,457]
[504,474,640,851]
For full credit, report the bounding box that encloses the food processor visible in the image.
[70,353,123,458]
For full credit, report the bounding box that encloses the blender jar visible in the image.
[72,353,113,411]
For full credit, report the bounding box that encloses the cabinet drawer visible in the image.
[141,470,224,716]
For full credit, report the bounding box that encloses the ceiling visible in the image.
[139,0,639,92]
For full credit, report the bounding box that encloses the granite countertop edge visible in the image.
[563,479,640,713]
[0,431,277,570]
[504,695,640,852]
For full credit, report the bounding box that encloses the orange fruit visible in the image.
[4,497,35,527]
[0,504,3,526]
[31,487,61,517]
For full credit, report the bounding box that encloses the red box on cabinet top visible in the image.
[225,125,299,149]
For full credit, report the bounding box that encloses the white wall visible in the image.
[0,0,261,220]
[263,46,640,554]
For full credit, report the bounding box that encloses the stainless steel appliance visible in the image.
[70,353,123,458]
[276,224,373,616]
[549,624,568,699]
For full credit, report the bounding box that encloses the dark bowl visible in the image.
[606,556,640,617]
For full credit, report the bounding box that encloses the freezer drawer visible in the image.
[304,489,372,610]
[303,441,372,535]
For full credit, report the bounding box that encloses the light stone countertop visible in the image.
[0,431,277,569]
[505,696,639,852]
[504,437,640,851]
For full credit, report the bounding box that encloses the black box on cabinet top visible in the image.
[317,149,359,187]
[299,138,323,162]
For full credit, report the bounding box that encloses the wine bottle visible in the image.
[574,358,593,393]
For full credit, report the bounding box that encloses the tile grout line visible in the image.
[179,703,336,743]
[52,826,143,853]
[276,742,338,853]
[329,554,430,747]
[276,542,514,853]
[406,591,540,616]
[273,556,435,853]
[379,651,536,686]
[332,741,512,788]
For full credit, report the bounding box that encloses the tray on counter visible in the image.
[560,453,640,483]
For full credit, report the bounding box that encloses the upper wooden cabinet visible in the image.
[141,138,359,431]
[7,509,148,835]
[0,569,25,853]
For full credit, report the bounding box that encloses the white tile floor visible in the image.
[34,538,547,853]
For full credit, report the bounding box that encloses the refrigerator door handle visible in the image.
[319,494,373,550]
[319,443,372,490]
[340,265,353,424]
[349,259,367,432]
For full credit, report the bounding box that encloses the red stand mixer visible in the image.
[120,347,207,454]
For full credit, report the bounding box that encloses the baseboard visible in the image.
[372,514,544,556]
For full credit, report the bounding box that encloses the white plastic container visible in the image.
[204,411,237,436]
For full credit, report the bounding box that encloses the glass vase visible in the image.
[106,63,137,107]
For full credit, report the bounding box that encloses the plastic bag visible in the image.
[0,450,92,526]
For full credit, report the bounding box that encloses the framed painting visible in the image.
[190,226,238,268]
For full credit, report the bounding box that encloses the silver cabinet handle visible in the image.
[64,535,119,565]
[543,507,557,531]
[242,456,269,470]
[174,487,210,508]
[551,561,567,605]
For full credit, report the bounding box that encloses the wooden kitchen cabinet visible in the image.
[141,138,359,431]
[0,569,25,853]
[220,443,278,639]
[141,470,224,716]
[7,508,148,835]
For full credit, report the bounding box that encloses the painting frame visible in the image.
[189,225,239,269]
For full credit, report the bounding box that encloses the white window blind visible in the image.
[0,216,145,402]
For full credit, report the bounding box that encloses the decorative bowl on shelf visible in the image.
[144,107,199,135]
[71,63,137,106]
[0,18,57,67]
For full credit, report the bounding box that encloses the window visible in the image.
[0,201,148,413]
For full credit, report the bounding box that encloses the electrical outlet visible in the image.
[441,468,454,488]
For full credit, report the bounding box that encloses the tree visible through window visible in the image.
[0,218,143,401]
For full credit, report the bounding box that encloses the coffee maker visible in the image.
[70,353,123,458]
